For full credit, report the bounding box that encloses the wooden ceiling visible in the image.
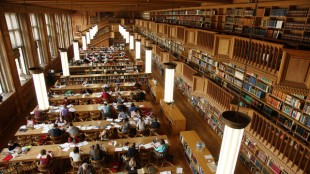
[2,0,231,12]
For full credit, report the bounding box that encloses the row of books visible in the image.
[272,89,303,109]
[300,115,310,127]
[295,125,309,140]
[266,95,282,110]
[282,104,302,121]
[278,115,294,129]
[303,103,310,115]
[226,8,255,16]
[261,20,284,29]
[270,8,288,17]
[287,8,309,17]
[225,17,254,26]
[285,22,305,30]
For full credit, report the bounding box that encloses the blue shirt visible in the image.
[155,144,168,154]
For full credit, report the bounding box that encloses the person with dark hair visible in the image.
[62,97,69,106]
[67,122,80,137]
[7,140,20,151]
[126,143,138,158]
[150,118,160,129]
[154,139,168,156]
[136,89,145,102]
[120,118,130,133]
[131,108,140,118]
[102,102,111,119]
[125,157,137,174]
[116,101,126,112]
[90,144,105,161]
[26,116,36,127]
[77,163,96,174]
[69,147,82,162]
[37,149,53,165]
[34,109,44,123]
[48,124,63,137]
[128,103,137,112]
[68,136,80,144]
[101,89,110,102]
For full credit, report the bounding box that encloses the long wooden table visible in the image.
[48,102,153,113]
[0,135,168,164]
[50,82,136,92]
[49,90,145,103]
[15,119,143,137]
[138,166,184,174]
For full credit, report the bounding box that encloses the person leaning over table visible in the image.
[82,78,89,86]
[66,122,80,138]
[120,118,130,133]
[150,118,160,129]
[7,140,20,151]
[116,101,126,112]
[48,123,63,137]
[37,149,53,165]
[131,108,141,119]
[61,97,70,106]
[118,108,129,120]
[26,116,36,127]
[153,139,168,156]
[77,163,96,174]
[136,117,146,131]
[128,103,137,112]
[101,89,110,102]
[89,144,105,161]
[102,102,112,119]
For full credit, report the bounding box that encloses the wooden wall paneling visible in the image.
[169,25,177,40]
[168,54,177,62]
[20,80,36,109]
[160,51,170,64]
[276,49,310,95]
[155,44,163,57]
[0,94,18,135]
[213,34,234,61]
[192,75,206,96]
[173,60,183,77]
[156,23,164,36]
[176,26,185,43]
[163,24,169,37]
[195,29,217,56]
[184,28,196,47]
[150,21,156,33]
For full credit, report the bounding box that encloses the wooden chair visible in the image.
[78,99,89,105]
[138,147,151,166]
[90,158,105,171]
[152,150,167,165]
[0,165,19,174]
[135,128,145,137]
[75,112,90,121]
[84,132,98,141]
[148,128,159,136]
[37,161,53,174]
[17,136,32,146]
[46,113,57,122]
[70,158,82,172]
[90,111,101,120]
[20,161,37,174]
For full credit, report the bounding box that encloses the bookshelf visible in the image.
[179,131,216,174]
[69,64,143,75]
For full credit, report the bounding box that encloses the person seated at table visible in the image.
[34,109,44,123]
[150,118,160,129]
[131,108,141,119]
[7,140,20,151]
[60,105,70,121]
[116,101,126,112]
[114,83,120,92]
[69,147,82,162]
[136,117,146,131]
[122,143,138,162]
[128,103,137,112]
[154,139,168,156]
[62,97,70,106]
[99,129,109,141]
[55,116,67,125]
[90,144,105,161]
[67,122,80,137]
[49,124,63,137]
[82,78,89,86]
[118,109,129,119]
[128,92,137,102]
[78,163,95,174]
[115,93,124,103]
[102,82,109,91]
[101,89,110,102]
[26,116,36,127]
[136,89,146,102]
[102,102,112,119]
[120,118,130,133]
[125,157,137,174]
[37,149,53,165]
[133,81,142,90]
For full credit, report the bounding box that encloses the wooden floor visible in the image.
[0,61,250,174]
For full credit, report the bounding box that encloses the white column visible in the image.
[86,31,90,44]
[125,30,130,44]
[216,111,251,174]
[145,46,152,73]
[82,35,87,50]
[29,67,49,111]
[164,63,177,103]
[129,34,134,50]
[135,39,141,60]
[73,40,80,61]
[90,27,94,40]
[59,48,70,77]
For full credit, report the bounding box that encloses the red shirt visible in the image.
[40,155,52,165]
[101,92,109,99]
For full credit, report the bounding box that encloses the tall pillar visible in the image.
[86,31,90,44]
[145,46,152,73]
[135,39,141,60]
[163,62,177,103]
[129,33,134,50]
[73,40,80,61]
[216,111,251,174]
[59,48,70,77]
[29,67,49,111]
[125,29,130,44]
[82,35,87,50]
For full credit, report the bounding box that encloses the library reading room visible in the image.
[0,0,309,173]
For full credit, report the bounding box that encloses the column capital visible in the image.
[29,67,44,74]
[221,111,251,129]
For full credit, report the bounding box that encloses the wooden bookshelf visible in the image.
[69,64,143,75]
[148,79,164,103]
[160,99,186,135]
[180,131,216,174]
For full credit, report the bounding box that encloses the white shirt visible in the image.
[69,152,81,161]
